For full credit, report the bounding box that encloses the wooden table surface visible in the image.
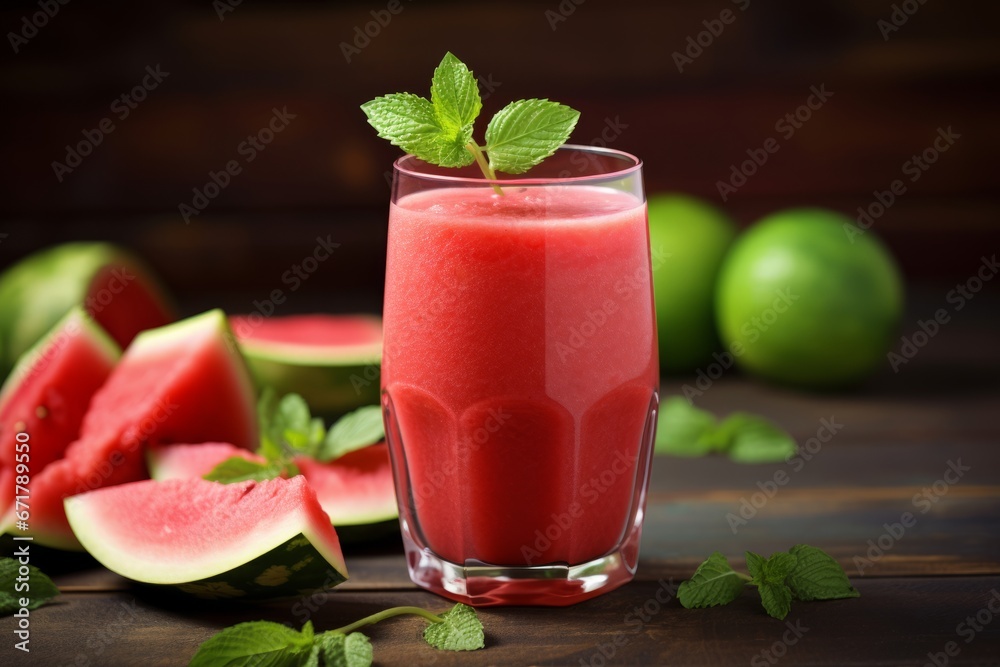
[4,295,999,667]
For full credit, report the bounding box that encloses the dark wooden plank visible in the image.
[6,577,999,666]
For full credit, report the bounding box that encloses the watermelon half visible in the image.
[65,476,348,600]
[0,242,174,378]
[1,309,258,549]
[149,442,399,543]
[0,308,120,517]
[229,314,382,417]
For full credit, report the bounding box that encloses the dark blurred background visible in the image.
[1,0,998,316]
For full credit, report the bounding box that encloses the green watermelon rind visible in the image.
[141,534,348,601]
[0,242,173,377]
[0,306,120,408]
[232,314,382,417]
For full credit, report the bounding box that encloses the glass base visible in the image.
[399,515,644,607]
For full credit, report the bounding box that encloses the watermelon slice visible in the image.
[294,446,398,535]
[229,314,382,416]
[0,308,120,516]
[0,242,174,378]
[1,309,258,549]
[65,476,348,600]
[149,442,399,543]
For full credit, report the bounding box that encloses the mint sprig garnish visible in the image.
[679,545,859,620]
[189,603,484,666]
[0,558,59,616]
[655,397,797,463]
[361,52,579,189]
[204,390,385,484]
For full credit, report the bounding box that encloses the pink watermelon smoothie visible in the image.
[383,184,658,569]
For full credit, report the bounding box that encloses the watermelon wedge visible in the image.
[0,308,120,517]
[0,242,174,378]
[229,314,382,416]
[150,442,399,543]
[293,446,398,539]
[1,309,258,549]
[65,476,348,600]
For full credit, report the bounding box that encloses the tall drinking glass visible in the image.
[382,145,658,606]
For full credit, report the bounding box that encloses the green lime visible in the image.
[647,193,738,372]
[715,208,904,388]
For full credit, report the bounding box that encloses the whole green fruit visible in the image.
[715,208,904,388]
[647,193,738,372]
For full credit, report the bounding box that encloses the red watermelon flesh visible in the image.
[85,263,174,353]
[2,309,258,549]
[294,445,397,526]
[0,308,119,521]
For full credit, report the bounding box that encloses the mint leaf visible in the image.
[362,53,579,179]
[747,551,797,585]
[0,558,59,615]
[786,545,860,601]
[431,52,481,140]
[258,390,328,461]
[319,406,385,462]
[655,397,718,457]
[654,398,796,464]
[315,632,373,667]
[758,582,794,620]
[257,387,283,461]
[725,414,797,464]
[677,552,748,609]
[423,603,485,651]
[484,99,580,174]
[203,456,284,484]
[188,621,314,667]
[361,93,473,167]
[747,551,797,620]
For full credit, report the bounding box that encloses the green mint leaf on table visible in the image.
[758,580,794,621]
[786,544,860,601]
[319,406,385,462]
[680,546,859,621]
[423,603,486,651]
[654,397,797,464]
[655,397,720,457]
[190,604,484,665]
[0,558,59,615]
[725,414,798,464]
[188,620,315,667]
[677,551,749,609]
[315,632,373,667]
[362,52,579,188]
[484,99,580,175]
[747,551,797,619]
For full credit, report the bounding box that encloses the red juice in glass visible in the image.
[382,146,658,606]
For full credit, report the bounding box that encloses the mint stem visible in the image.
[466,142,504,195]
[331,606,443,635]
[737,572,753,583]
